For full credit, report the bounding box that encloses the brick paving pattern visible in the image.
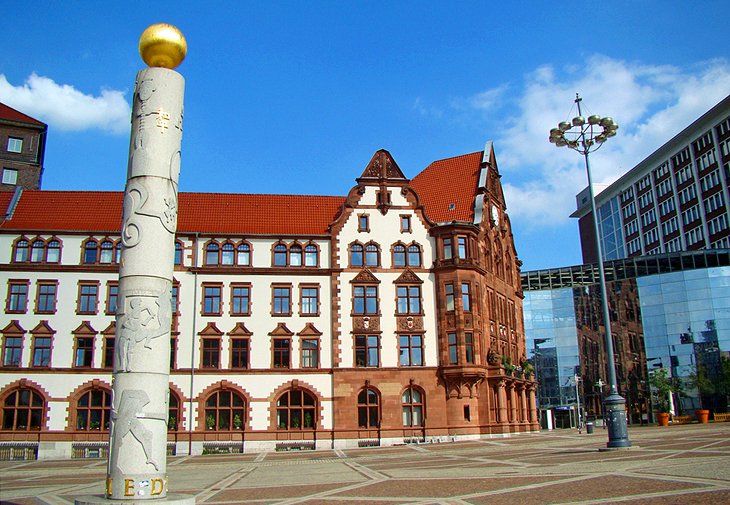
[2,423,729,504]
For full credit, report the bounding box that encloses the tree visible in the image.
[649,368,673,414]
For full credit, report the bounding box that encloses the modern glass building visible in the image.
[522,249,730,428]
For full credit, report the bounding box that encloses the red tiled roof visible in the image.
[411,151,482,223]
[0,191,345,236]
[0,102,46,126]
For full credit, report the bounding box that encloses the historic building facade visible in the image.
[0,102,47,192]
[0,143,536,459]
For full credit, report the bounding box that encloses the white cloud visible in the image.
[0,73,130,134]
[485,55,730,229]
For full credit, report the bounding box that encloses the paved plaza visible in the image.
[2,423,729,505]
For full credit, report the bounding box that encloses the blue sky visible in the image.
[2,2,729,270]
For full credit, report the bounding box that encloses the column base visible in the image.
[76,494,194,505]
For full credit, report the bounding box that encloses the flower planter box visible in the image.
[713,412,730,422]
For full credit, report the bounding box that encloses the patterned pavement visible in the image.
[2,423,730,505]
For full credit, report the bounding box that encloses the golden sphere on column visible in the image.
[139,23,187,69]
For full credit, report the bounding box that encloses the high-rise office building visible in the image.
[573,95,730,263]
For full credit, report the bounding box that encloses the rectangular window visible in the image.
[396,285,421,314]
[7,281,29,313]
[358,214,369,232]
[230,338,250,369]
[202,338,220,368]
[78,283,99,314]
[272,285,292,315]
[443,238,452,260]
[36,282,57,314]
[399,334,423,366]
[448,333,458,364]
[273,338,291,368]
[171,285,179,314]
[2,168,18,185]
[32,336,52,367]
[2,336,23,367]
[300,286,319,316]
[355,335,379,367]
[231,284,251,315]
[445,283,455,311]
[465,333,474,364]
[353,285,378,314]
[203,284,222,315]
[400,215,411,232]
[301,338,319,368]
[457,237,467,259]
[74,337,94,368]
[461,282,471,311]
[103,337,115,369]
[170,337,177,370]
[7,137,22,153]
[106,283,119,315]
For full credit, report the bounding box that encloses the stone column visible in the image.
[497,380,508,423]
[509,384,518,424]
[106,64,182,501]
[77,24,192,505]
[519,386,528,424]
[527,385,538,424]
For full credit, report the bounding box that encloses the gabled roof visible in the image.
[357,149,408,182]
[411,151,482,223]
[0,190,345,236]
[0,102,46,127]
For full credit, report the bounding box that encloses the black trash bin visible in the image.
[586,422,594,434]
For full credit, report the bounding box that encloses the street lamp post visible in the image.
[549,94,631,449]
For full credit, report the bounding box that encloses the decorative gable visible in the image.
[297,323,322,337]
[72,321,96,335]
[394,268,423,284]
[228,322,253,337]
[2,320,25,334]
[357,149,408,181]
[350,268,380,284]
[269,322,294,337]
[31,320,56,335]
[198,322,223,336]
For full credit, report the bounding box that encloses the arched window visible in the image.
[304,244,318,267]
[47,240,61,263]
[407,244,421,267]
[221,242,235,265]
[365,243,379,266]
[204,389,245,431]
[2,387,46,431]
[357,388,380,428]
[237,243,251,266]
[289,244,302,266]
[205,242,220,265]
[276,389,316,430]
[83,240,98,264]
[168,389,181,431]
[401,386,424,427]
[174,241,183,265]
[99,240,114,264]
[273,243,287,266]
[13,239,29,262]
[30,240,45,263]
[76,388,111,431]
[505,254,513,284]
[350,243,364,267]
[393,244,406,267]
